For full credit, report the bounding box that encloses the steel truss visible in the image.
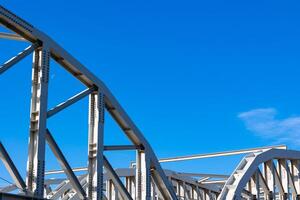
[0,5,300,200]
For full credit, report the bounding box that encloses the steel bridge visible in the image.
[0,5,300,200]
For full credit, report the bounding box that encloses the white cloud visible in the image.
[238,108,300,146]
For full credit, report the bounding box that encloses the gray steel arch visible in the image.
[2,4,300,200]
[0,5,177,200]
[218,149,300,200]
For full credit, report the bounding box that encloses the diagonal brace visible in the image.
[0,142,26,192]
[273,162,285,196]
[257,168,269,194]
[45,129,86,199]
[103,156,133,200]
[0,43,39,75]
[0,32,26,41]
[47,86,96,118]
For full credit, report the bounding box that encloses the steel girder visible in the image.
[2,142,300,200]
[2,4,300,200]
[0,167,222,200]
[0,4,176,200]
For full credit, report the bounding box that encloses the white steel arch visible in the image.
[218,149,300,200]
[0,4,176,200]
[1,4,300,200]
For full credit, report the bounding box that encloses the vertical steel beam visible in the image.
[126,176,136,199]
[291,160,300,199]
[26,46,50,198]
[255,171,260,200]
[183,182,188,200]
[176,181,181,198]
[204,190,209,200]
[136,150,151,200]
[195,186,202,200]
[131,177,136,200]
[112,184,119,200]
[151,178,156,200]
[278,159,289,199]
[250,175,258,200]
[106,180,113,200]
[87,91,105,200]
[126,177,131,195]
[264,161,275,199]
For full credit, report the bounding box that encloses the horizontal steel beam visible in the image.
[104,145,140,151]
[0,43,38,75]
[159,145,287,163]
[201,180,227,184]
[0,192,38,200]
[47,86,96,118]
[0,32,26,41]
[177,172,229,178]
[0,185,18,193]
[45,167,88,175]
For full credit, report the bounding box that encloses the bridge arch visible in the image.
[218,149,300,200]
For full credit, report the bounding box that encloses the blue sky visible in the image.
[1,0,300,185]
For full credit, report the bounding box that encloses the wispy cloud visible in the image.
[238,108,300,146]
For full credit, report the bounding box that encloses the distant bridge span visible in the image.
[0,5,300,200]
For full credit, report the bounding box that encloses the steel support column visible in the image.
[26,46,50,198]
[264,161,275,200]
[106,180,112,200]
[87,91,105,200]
[126,177,135,199]
[292,160,300,199]
[136,150,151,200]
